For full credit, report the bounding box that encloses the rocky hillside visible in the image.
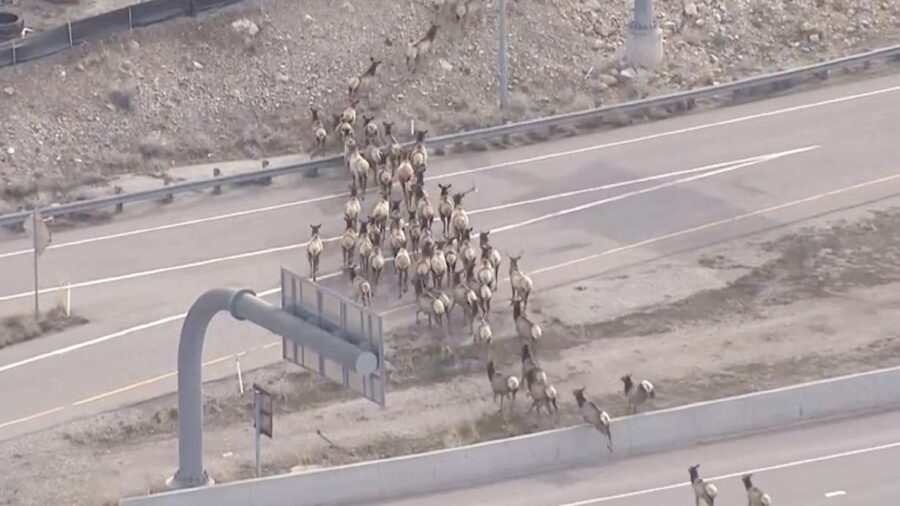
[0,0,898,207]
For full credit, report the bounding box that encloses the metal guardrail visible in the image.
[2,43,899,229]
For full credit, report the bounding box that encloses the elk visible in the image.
[478,281,492,320]
[525,368,558,418]
[521,344,541,386]
[406,23,439,72]
[348,264,373,308]
[437,183,453,236]
[307,224,324,281]
[389,218,408,258]
[451,269,478,327]
[512,297,541,348]
[310,107,328,154]
[346,138,370,196]
[344,184,361,225]
[406,210,422,256]
[689,465,718,506]
[474,313,492,346]
[450,184,476,244]
[395,246,411,297]
[358,221,374,272]
[415,280,446,330]
[371,190,390,237]
[479,230,502,290]
[621,374,656,414]
[348,57,382,99]
[742,474,772,506]
[508,252,534,309]
[395,150,415,209]
[340,218,358,269]
[410,129,429,171]
[444,238,459,279]
[415,246,431,289]
[430,240,448,289]
[416,185,435,231]
[383,121,404,172]
[487,360,519,411]
[362,115,382,145]
[477,247,495,291]
[459,228,478,282]
[377,164,393,196]
[453,0,479,29]
[363,136,383,178]
[573,387,613,452]
[341,98,359,126]
[368,245,386,291]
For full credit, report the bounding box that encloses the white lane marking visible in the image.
[3,160,897,373]
[2,83,896,259]
[825,490,847,498]
[0,151,782,303]
[558,441,900,505]
[529,169,900,277]
[0,287,282,375]
[490,145,819,234]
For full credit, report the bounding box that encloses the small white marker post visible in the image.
[236,357,244,395]
[65,283,72,317]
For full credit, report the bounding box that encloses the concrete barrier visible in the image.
[120,364,900,506]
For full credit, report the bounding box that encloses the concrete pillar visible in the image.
[626,0,663,70]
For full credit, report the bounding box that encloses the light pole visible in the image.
[498,0,509,116]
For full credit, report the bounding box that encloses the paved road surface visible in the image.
[370,409,900,506]
[1,72,900,438]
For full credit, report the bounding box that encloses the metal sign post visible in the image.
[252,383,273,478]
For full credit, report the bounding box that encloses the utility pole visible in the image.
[497,0,509,116]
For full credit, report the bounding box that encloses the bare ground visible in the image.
[1,0,899,209]
[3,200,900,504]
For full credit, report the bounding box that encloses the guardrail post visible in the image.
[212,168,222,194]
[162,179,174,204]
[114,186,124,213]
[626,0,663,70]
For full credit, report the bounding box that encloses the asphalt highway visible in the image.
[1,72,900,439]
[370,409,900,506]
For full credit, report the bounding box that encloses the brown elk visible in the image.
[450,184,476,244]
[348,264,373,308]
[508,252,534,310]
[410,129,428,171]
[307,224,324,281]
[383,121,404,172]
[406,23,439,72]
[310,107,328,154]
[437,183,453,236]
[340,217,358,269]
[348,57,382,99]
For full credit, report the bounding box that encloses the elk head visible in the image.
[363,115,374,126]
[414,129,428,143]
[382,121,393,135]
[310,224,322,235]
[438,183,452,196]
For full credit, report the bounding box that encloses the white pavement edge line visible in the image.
[3,82,897,260]
[559,441,900,505]
[0,287,282,375]
[489,145,819,234]
[0,150,789,303]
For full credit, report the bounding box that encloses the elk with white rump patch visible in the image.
[346,138,370,196]
[348,57,382,100]
[395,149,415,210]
[395,246,411,297]
[358,221,374,272]
[459,227,477,282]
[334,113,355,143]
[310,107,328,154]
[742,474,772,506]
[383,121,404,172]
[451,269,479,330]
[415,280,446,331]
[487,360,519,411]
[344,184,362,226]
[621,374,656,414]
[450,184,477,244]
[368,245,386,291]
[406,23,439,72]
[341,98,359,126]
[307,224,324,281]
[371,190,390,238]
[508,252,534,310]
[430,239,448,289]
[410,129,429,171]
[474,313,492,346]
[415,185,435,231]
[340,218,358,269]
[689,465,718,506]
[479,231,502,290]
[512,297,541,348]
[572,387,613,452]
[348,264,373,308]
[525,368,558,418]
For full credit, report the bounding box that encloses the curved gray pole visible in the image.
[166,288,377,490]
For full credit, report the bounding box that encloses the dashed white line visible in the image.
[825,490,847,498]
[1,82,896,259]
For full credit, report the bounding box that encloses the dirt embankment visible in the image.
[1,0,898,208]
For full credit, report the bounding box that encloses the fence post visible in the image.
[212,168,222,194]
[67,20,73,47]
[11,39,15,66]
[187,0,197,17]
[128,6,133,30]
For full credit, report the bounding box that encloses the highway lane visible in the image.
[1,73,900,438]
[370,409,900,506]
